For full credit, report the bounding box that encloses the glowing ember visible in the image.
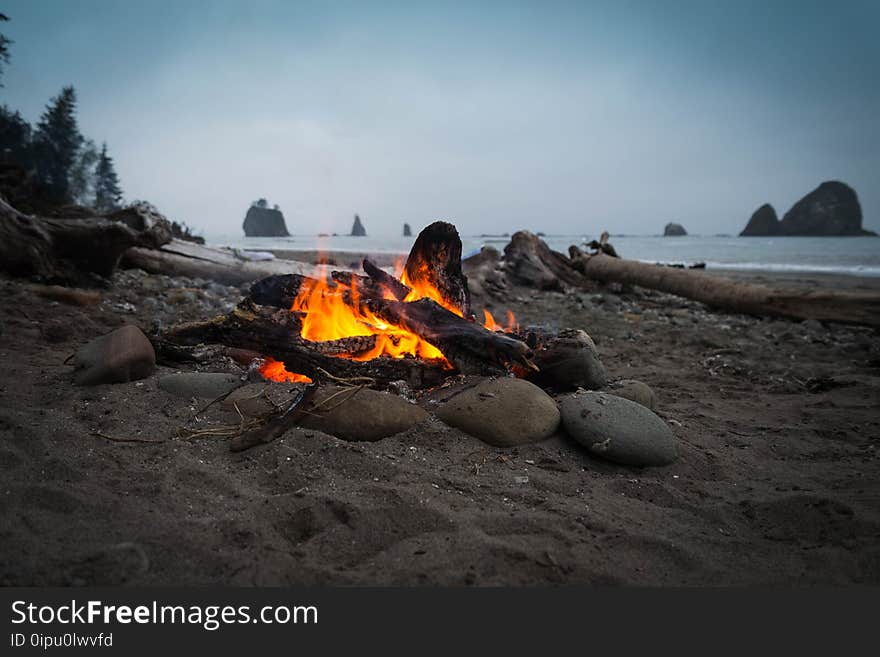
[259,357,312,383]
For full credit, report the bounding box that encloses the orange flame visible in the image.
[259,357,313,383]
[482,309,519,333]
[292,273,446,362]
[264,259,518,375]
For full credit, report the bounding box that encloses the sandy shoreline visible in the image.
[1,263,878,586]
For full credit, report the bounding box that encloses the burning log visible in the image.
[404,221,471,315]
[363,297,534,375]
[159,301,451,389]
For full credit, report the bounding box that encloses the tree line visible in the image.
[0,14,123,212]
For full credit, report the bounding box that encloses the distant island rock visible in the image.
[740,204,779,237]
[403,223,412,237]
[243,200,289,237]
[663,222,687,236]
[740,181,875,236]
[351,214,366,236]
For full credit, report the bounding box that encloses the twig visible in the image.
[314,366,376,387]
[92,431,166,444]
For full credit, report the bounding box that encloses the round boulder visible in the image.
[300,385,429,441]
[528,329,606,391]
[560,391,677,467]
[434,377,560,447]
[72,325,156,386]
[605,379,656,410]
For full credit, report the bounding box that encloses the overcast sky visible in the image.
[2,0,878,237]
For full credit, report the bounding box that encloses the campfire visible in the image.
[158,222,592,407]
[257,249,520,383]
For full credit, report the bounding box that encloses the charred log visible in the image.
[365,297,534,375]
[405,221,471,315]
[160,301,450,389]
[363,257,411,301]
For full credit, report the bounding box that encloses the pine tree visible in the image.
[0,104,31,165]
[33,86,83,203]
[0,14,11,87]
[93,142,123,212]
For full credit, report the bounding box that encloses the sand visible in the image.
[0,265,878,586]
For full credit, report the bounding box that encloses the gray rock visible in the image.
[435,377,560,447]
[529,329,606,391]
[560,391,677,467]
[663,222,687,236]
[301,386,428,441]
[606,379,656,410]
[350,214,367,236]
[158,372,242,399]
[73,325,156,385]
[243,204,290,237]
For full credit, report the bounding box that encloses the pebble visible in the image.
[300,385,429,441]
[72,325,156,386]
[605,379,657,410]
[434,377,560,447]
[158,372,242,399]
[560,391,677,467]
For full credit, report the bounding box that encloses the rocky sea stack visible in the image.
[664,222,687,236]
[403,223,412,237]
[740,181,875,236]
[351,214,366,236]
[740,204,779,236]
[243,201,290,237]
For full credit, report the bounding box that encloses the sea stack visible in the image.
[243,200,290,237]
[351,214,366,237]
[740,204,779,236]
[403,223,412,237]
[664,222,687,236]
[739,182,875,236]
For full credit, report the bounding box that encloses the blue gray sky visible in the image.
[2,0,878,237]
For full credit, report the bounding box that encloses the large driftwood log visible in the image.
[123,239,325,286]
[0,197,169,282]
[570,249,880,328]
[503,231,591,290]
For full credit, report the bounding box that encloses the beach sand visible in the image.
[1,264,878,586]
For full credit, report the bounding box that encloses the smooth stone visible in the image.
[560,391,677,467]
[301,385,428,441]
[158,372,242,399]
[606,379,657,410]
[435,377,560,447]
[529,328,606,391]
[73,325,155,385]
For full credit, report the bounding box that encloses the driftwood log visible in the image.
[0,197,172,282]
[123,239,323,286]
[570,248,880,328]
[503,230,592,290]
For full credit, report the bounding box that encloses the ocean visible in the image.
[205,232,880,277]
